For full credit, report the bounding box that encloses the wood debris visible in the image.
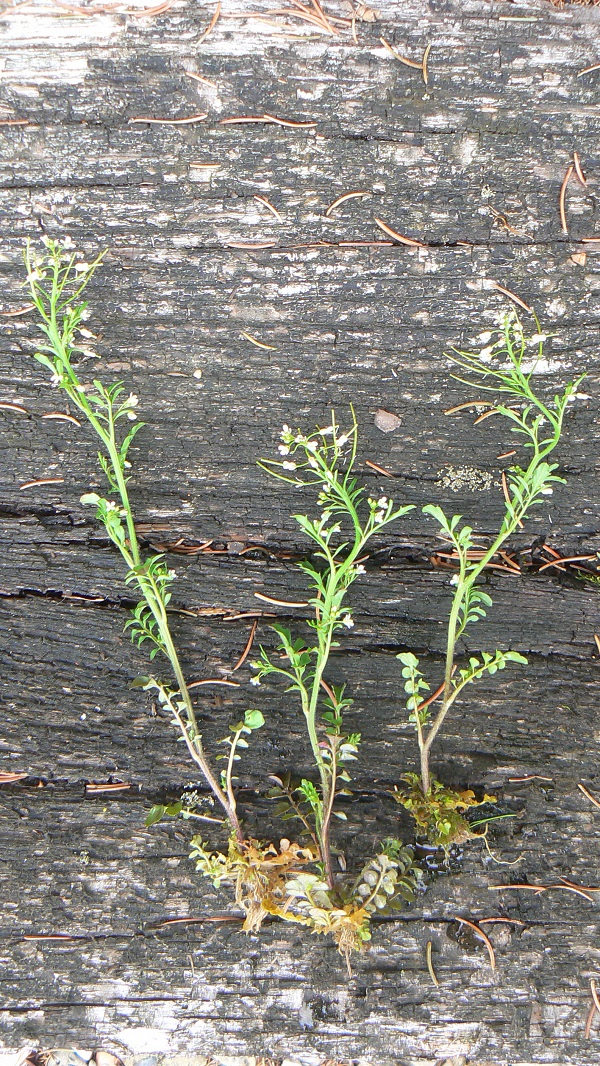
[19,477,65,490]
[578,782,600,811]
[129,113,208,125]
[220,113,317,128]
[86,782,132,793]
[491,282,532,312]
[187,678,241,689]
[559,163,574,235]
[577,61,600,77]
[573,151,587,187]
[254,194,283,221]
[185,71,218,88]
[198,1,220,43]
[240,331,277,349]
[254,592,309,607]
[0,304,34,316]
[426,940,439,986]
[0,401,27,413]
[454,916,496,970]
[41,411,82,425]
[365,458,392,477]
[231,619,258,672]
[374,216,425,247]
[325,190,370,216]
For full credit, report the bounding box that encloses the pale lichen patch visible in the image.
[436,465,495,493]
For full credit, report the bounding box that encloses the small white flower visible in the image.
[278,444,290,455]
[355,564,366,575]
[449,574,459,586]
[527,333,548,345]
[249,676,261,686]
[541,487,553,496]
[27,269,43,282]
[74,262,90,273]
[374,511,386,524]
[319,426,334,436]
[376,496,388,508]
[127,411,137,421]
[307,457,318,468]
[342,614,354,628]
[478,331,493,343]
[337,434,349,446]
[167,569,177,579]
[306,439,318,452]
[50,372,61,386]
[479,346,494,360]
[282,461,297,471]
[281,424,291,435]
[78,328,96,340]
[61,235,76,250]
[127,394,139,407]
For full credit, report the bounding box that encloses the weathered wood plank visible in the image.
[1,781,600,1064]
[2,0,600,1061]
[2,594,600,787]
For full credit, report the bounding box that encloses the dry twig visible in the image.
[198,1,220,43]
[426,940,439,986]
[365,458,392,477]
[578,782,600,811]
[325,190,369,216]
[559,164,574,235]
[232,620,258,672]
[129,113,207,125]
[254,195,283,221]
[491,282,532,313]
[254,592,309,607]
[20,477,64,490]
[454,917,496,970]
[373,217,424,247]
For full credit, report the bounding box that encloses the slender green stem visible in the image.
[226,729,243,818]
[417,320,572,795]
[27,240,243,843]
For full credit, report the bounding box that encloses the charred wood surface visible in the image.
[2,1,600,1062]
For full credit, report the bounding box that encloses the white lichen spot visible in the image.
[436,466,495,493]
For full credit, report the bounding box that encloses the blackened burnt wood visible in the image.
[1,0,600,1062]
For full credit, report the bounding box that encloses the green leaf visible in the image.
[145,804,165,826]
[396,652,419,669]
[130,675,151,689]
[80,492,102,506]
[244,708,265,730]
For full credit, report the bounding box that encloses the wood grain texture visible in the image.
[2,0,600,1061]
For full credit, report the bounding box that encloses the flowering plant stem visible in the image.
[402,312,582,803]
[25,239,243,842]
[257,411,413,889]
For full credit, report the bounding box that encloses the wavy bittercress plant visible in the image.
[394,310,582,846]
[254,412,422,959]
[24,237,251,843]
